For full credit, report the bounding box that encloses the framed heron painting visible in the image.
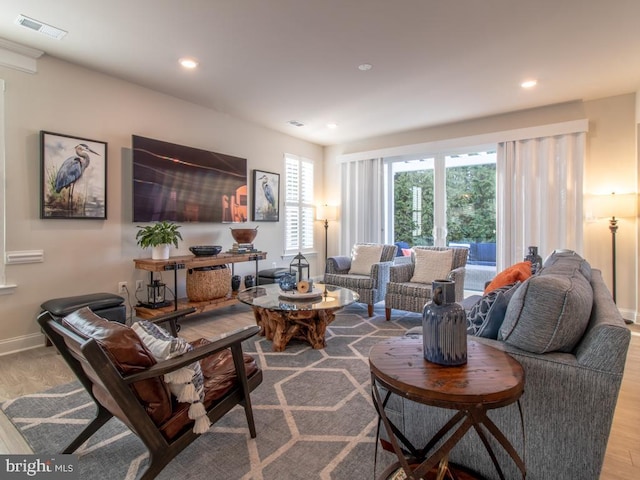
[40,131,107,219]
[252,169,279,222]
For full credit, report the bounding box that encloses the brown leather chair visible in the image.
[38,307,262,480]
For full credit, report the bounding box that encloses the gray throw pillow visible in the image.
[467,282,520,339]
[542,250,592,280]
[499,272,592,353]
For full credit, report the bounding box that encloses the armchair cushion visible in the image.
[159,338,259,440]
[410,248,453,284]
[132,320,209,433]
[349,244,384,275]
[62,307,173,426]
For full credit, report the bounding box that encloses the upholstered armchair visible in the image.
[385,246,468,320]
[324,243,398,317]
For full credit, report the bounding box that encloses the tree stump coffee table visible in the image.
[369,337,526,480]
[238,283,359,352]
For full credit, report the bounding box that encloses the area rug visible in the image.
[2,305,422,480]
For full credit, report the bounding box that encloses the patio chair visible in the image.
[324,243,397,317]
[385,246,468,320]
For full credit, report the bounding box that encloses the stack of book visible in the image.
[228,242,259,254]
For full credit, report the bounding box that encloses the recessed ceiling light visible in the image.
[521,79,537,89]
[179,58,199,69]
[326,123,338,129]
[358,63,373,71]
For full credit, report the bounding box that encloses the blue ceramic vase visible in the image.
[524,245,543,274]
[278,273,297,291]
[422,279,467,366]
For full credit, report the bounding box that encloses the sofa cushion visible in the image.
[484,261,532,294]
[499,272,592,353]
[542,249,592,280]
[62,307,173,426]
[467,282,520,339]
[410,248,453,284]
[349,244,383,275]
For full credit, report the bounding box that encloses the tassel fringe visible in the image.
[189,401,207,419]
[164,367,195,384]
[176,383,198,403]
[192,414,211,434]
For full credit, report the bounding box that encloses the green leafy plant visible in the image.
[135,221,183,248]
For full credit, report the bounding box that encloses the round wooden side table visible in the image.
[369,337,526,480]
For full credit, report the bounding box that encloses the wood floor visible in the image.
[1,305,639,479]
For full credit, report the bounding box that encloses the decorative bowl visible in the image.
[230,227,259,244]
[277,273,297,291]
[189,245,222,256]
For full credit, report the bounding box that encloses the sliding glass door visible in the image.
[389,150,497,290]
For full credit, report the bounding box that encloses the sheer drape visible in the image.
[496,132,585,270]
[340,158,385,252]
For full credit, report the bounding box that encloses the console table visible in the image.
[133,252,266,320]
[369,337,526,480]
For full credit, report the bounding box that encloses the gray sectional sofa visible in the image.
[385,251,631,480]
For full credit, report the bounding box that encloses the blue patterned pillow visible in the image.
[132,320,210,433]
[467,282,520,339]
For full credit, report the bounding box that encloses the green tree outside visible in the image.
[393,164,495,245]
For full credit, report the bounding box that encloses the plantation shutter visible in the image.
[284,154,314,255]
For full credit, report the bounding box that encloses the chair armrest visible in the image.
[147,307,197,336]
[370,261,394,288]
[447,267,466,301]
[326,255,351,275]
[389,263,414,283]
[124,325,260,383]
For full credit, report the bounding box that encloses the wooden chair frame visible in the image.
[37,308,262,480]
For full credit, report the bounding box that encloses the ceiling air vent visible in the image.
[15,15,67,40]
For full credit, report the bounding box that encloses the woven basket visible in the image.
[186,265,231,301]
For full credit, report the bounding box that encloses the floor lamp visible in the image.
[594,192,635,322]
[316,204,338,268]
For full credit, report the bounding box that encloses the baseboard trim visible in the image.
[0,333,45,356]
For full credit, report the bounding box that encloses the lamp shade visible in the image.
[591,192,636,219]
[316,204,338,222]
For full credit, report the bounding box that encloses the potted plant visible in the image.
[136,221,183,260]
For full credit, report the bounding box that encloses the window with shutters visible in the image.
[284,153,315,255]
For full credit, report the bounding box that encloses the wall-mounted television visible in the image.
[132,135,247,223]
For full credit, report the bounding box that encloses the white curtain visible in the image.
[340,157,385,252]
[496,132,585,270]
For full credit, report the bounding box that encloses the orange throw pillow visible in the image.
[484,261,532,294]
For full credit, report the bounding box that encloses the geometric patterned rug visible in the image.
[1,304,422,479]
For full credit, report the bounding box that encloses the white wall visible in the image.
[325,94,638,320]
[0,55,323,353]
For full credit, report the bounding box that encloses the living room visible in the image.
[0,2,639,479]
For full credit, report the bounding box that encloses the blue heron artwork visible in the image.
[40,131,107,219]
[252,170,279,221]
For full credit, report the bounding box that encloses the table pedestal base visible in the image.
[384,461,482,480]
[252,306,339,352]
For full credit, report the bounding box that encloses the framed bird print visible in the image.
[252,169,279,222]
[40,131,107,219]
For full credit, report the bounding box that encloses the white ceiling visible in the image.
[1,0,640,146]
